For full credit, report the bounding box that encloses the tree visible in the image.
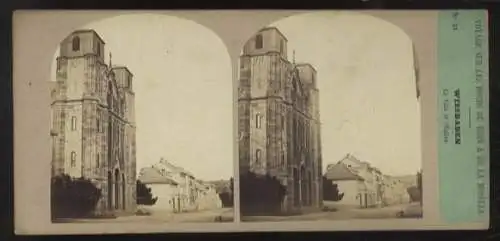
[406,186,421,202]
[322,176,344,201]
[136,180,158,205]
[51,174,102,220]
[229,177,234,194]
[218,178,234,208]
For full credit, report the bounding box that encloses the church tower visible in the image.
[51,29,137,216]
[239,27,290,177]
[238,27,323,214]
[52,29,107,178]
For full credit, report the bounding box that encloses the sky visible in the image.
[50,12,422,180]
[51,14,233,181]
[268,12,422,176]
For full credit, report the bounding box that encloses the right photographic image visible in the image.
[237,12,423,222]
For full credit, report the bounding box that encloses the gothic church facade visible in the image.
[238,27,323,213]
[50,29,137,216]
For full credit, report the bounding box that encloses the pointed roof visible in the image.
[138,167,178,185]
[325,163,364,181]
[158,158,194,177]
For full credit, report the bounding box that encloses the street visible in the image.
[241,203,419,222]
[63,208,234,223]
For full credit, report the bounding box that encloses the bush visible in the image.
[322,176,344,201]
[51,174,102,220]
[417,170,423,203]
[219,192,234,208]
[240,171,287,215]
[218,177,234,208]
[136,180,158,205]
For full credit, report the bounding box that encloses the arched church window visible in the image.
[255,34,263,49]
[71,116,77,131]
[281,114,285,131]
[255,114,262,129]
[72,36,80,51]
[71,151,77,167]
[255,149,262,165]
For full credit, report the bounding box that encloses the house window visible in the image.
[72,36,80,51]
[255,34,263,49]
[127,76,132,88]
[280,39,284,54]
[71,151,77,167]
[71,116,77,130]
[255,149,262,164]
[96,153,100,168]
[96,117,100,132]
[255,114,262,129]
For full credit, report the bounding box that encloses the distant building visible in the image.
[138,159,222,213]
[138,167,179,212]
[324,154,411,209]
[50,29,137,216]
[238,27,323,213]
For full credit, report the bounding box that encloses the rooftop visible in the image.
[138,167,178,185]
[112,66,134,77]
[258,26,288,42]
[325,163,364,181]
[295,63,317,73]
[70,29,106,44]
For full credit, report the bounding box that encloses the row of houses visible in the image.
[324,154,415,209]
[138,158,223,213]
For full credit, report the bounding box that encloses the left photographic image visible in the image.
[49,14,234,223]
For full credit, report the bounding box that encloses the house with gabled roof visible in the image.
[138,167,180,213]
[139,158,224,213]
[325,154,413,209]
[324,159,379,209]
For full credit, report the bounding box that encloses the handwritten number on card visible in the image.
[452,11,459,31]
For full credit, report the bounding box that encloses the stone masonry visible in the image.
[50,29,137,216]
[238,27,323,213]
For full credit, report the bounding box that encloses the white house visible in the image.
[139,158,224,213]
[324,154,412,209]
[138,167,179,213]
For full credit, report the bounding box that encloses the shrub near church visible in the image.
[240,171,287,215]
[51,174,102,220]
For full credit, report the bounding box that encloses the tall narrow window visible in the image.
[255,34,263,49]
[115,169,120,209]
[281,114,285,131]
[122,173,126,210]
[107,171,113,209]
[96,117,100,132]
[255,114,262,129]
[71,151,77,167]
[255,149,262,164]
[280,39,284,54]
[71,116,77,131]
[72,36,80,51]
[96,153,100,168]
